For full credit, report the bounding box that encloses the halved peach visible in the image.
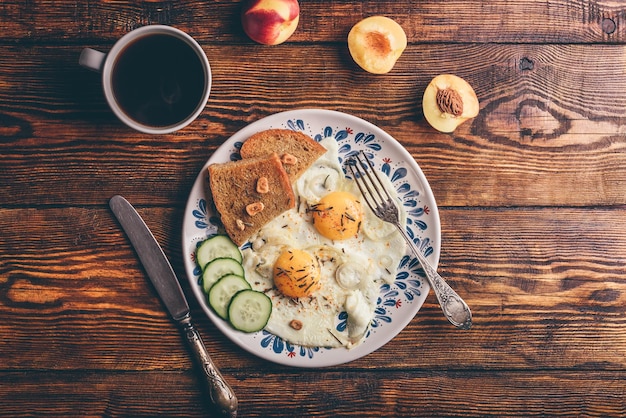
[422,74,480,133]
[348,16,407,74]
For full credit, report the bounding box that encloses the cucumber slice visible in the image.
[208,274,250,320]
[202,257,245,294]
[196,235,242,269]
[228,290,272,333]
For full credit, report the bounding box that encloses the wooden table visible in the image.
[2,1,626,416]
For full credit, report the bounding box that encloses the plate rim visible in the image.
[182,108,441,367]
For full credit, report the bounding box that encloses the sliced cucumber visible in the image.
[208,274,251,320]
[196,235,242,270]
[196,236,272,334]
[202,257,245,294]
[228,289,272,333]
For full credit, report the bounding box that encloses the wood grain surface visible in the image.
[2,0,626,417]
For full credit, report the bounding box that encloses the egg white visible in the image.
[241,137,407,349]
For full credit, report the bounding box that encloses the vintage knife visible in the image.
[109,195,238,418]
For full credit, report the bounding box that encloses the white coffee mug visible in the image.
[80,25,211,134]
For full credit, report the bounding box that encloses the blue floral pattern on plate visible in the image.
[182,109,440,368]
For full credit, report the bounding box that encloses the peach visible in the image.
[241,0,300,45]
[422,74,480,133]
[348,16,407,74]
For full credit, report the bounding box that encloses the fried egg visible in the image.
[241,137,407,349]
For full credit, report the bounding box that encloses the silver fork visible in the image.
[347,151,472,330]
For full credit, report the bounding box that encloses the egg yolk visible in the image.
[273,249,321,298]
[312,191,363,240]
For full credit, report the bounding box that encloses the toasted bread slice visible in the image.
[239,129,327,182]
[208,153,295,246]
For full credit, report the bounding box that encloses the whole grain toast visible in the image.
[239,129,327,182]
[208,153,295,246]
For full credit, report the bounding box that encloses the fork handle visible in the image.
[398,228,472,329]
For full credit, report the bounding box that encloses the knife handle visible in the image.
[178,314,238,417]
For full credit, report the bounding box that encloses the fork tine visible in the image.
[353,152,386,208]
[348,151,391,218]
[357,151,393,203]
[347,156,378,215]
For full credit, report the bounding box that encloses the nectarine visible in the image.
[348,16,407,74]
[241,0,300,45]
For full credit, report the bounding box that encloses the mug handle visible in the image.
[79,48,106,72]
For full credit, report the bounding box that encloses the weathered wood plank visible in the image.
[0,0,624,44]
[1,370,625,417]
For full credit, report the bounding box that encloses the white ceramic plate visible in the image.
[182,109,440,367]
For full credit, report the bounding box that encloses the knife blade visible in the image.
[109,195,238,417]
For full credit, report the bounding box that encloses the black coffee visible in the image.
[112,34,206,127]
